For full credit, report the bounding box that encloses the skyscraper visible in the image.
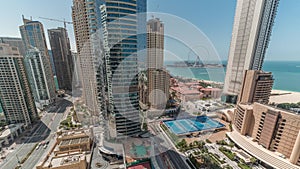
[72,0,143,138]
[137,0,147,69]
[0,43,38,126]
[147,18,170,109]
[223,0,280,103]
[238,70,273,104]
[48,50,56,75]
[23,48,55,108]
[19,16,56,108]
[100,0,141,138]
[72,0,99,115]
[48,27,74,91]
[0,37,26,57]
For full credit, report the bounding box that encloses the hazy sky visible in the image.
[0,0,299,61]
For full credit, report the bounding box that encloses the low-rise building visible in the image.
[36,128,93,169]
[170,80,222,102]
[0,124,25,148]
[200,87,222,99]
[170,83,203,102]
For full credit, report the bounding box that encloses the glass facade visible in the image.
[19,18,56,108]
[100,0,141,138]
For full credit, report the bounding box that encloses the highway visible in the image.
[0,99,72,169]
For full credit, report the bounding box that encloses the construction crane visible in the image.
[39,17,73,29]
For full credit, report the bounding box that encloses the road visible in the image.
[149,122,191,169]
[0,99,72,169]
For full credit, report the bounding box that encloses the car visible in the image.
[43,145,47,149]
[36,145,40,150]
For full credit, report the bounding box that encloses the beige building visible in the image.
[233,102,300,166]
[72,0,99,115]
[238,70,273,104]
[223,0,280,103]
[0,43,38,126]
[36,128,93,169]
[147,18,169,109]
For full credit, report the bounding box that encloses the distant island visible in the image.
[167,61,226,68]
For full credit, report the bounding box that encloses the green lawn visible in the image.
[219,147,236,160]
[238,162,251,169]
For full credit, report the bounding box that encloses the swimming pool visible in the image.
[163,116,225,135]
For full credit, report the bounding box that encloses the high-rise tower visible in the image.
[137,0,147,69]
[72,0,99,115]
[147,18,170,109]
[223,0,280,103]
[19,16,56,108]
[0,43,38,126]
[48,27,74,91]
[100,0,141,138]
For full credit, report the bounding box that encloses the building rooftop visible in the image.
[50,153,85,168]
[37,128,92,169]
[238,103,254,110]
[171,86,200,95]
[127,161,151,169]
[60,137,89,146]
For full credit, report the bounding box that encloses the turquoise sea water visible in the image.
[166,61,300,92]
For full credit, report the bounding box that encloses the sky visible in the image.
[0,0,299,61]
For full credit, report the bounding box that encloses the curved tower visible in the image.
[101,0,141,138]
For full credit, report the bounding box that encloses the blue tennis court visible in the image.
[163,116,225,135]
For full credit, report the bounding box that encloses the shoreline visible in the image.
[270,89,300,104]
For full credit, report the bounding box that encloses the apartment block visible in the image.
[234,102,300,165]
[0,43,38,126]
[238,70,273,104]
[223,0,280,103]
[48,27,74,91]
[147,18,170,109]
[72,0,99,115]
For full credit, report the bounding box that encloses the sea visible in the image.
[166,61,300,92]
[0,61,299,113]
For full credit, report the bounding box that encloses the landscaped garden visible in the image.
[219,146,236,160]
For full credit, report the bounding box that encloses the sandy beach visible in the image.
[270,89,300,104]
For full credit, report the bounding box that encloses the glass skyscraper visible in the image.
[100,0,141,138]
[19,16,56,108]
[72,0,143,138]
[48,27,74,91]
[137,0,147,69]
